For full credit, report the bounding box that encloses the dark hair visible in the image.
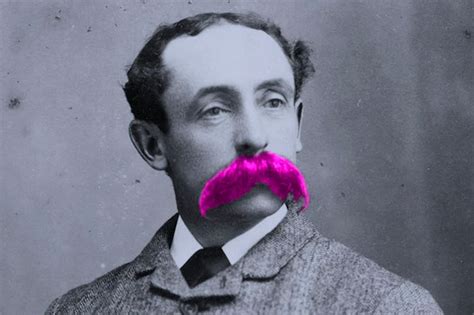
[123,12,314,132]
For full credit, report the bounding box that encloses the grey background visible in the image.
[1,0,472,314]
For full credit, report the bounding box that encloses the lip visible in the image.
[202,184,282,220]
[199,151,309,217]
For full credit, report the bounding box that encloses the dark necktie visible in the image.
[180,247,231,288]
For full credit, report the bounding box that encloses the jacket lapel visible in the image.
[241,203,319,279]
[131,202,318,300]
[132,214,243,300]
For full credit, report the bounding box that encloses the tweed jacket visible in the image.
[46,206,442,314]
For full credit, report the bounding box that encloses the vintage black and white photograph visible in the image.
[1,0,472,314]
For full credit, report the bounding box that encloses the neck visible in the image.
[178,202,284,248]
[178,211,261,248]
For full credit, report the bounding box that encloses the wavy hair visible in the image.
[123,12,315,132]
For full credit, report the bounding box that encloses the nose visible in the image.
[234,106,268,156]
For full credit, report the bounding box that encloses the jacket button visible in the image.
[179,302,198,315]
[220,276,227,288]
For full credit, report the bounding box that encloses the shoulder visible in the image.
[295,234,442,313]
[45,262,133,314]
[373,280,443,314]
[46,215,177,314]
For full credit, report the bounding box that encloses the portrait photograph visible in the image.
[1,0,472,314]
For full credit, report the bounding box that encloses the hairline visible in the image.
[160,23,297,115]
[124,12,314,133]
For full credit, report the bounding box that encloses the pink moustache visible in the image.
[198,151,310,217]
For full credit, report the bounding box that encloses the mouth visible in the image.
[198,151,309,217]
[202,184,283,221]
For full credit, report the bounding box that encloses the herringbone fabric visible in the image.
[46,203,443,314]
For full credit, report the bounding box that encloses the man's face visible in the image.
[159,24,303,223]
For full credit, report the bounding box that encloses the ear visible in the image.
[129,120,168,171]
[295,99,304,152]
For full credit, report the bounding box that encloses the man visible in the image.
[47,12,442,314]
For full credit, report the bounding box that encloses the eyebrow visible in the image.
[191,78,294,105]
[254,79,294,97]
[193,86,241,103]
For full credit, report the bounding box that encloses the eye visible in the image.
[264,98,286,108]
[202,106,228,117]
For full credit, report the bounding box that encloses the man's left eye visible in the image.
[264,99,286,108]
[201,106,229,118]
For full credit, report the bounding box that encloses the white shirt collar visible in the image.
[170,203,288,268]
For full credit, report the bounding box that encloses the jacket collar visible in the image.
[240,203,318,279]
[132,202,319,300]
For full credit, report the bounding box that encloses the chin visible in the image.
[205,184,283,223]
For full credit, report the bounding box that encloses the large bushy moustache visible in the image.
[198,151,310,217]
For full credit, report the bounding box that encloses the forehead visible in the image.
[161,24,294,92]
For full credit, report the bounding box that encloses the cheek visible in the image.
[168,134,207,170]
[266,117,300,155]
[166,130,234,184]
